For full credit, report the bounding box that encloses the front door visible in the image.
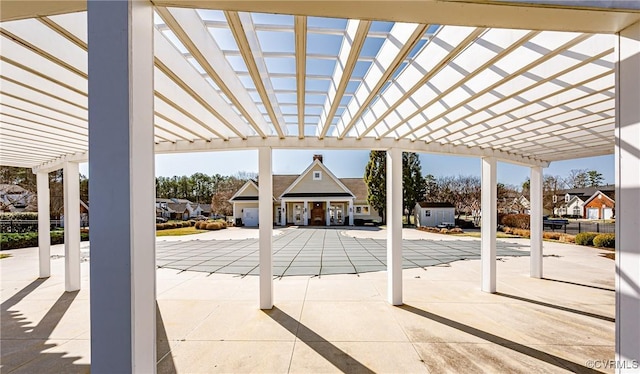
[310,202,325,226]
[293,204,304,225]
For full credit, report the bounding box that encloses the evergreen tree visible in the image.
[364,151,387,223]
[402,152,426,224]
[586,170,604,187]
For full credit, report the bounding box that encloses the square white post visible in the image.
[88,0,156,372]
[387,148,403,305]
[303,200,308,226]
[281,201,286,226]
[258,147,273,309]
[481,157,497,293]
[63,162,80,292]
[326,200,331,226]
[616,19,640,373]
[348,199,354,226]
[36,171,50,278]
[530,166,543,278]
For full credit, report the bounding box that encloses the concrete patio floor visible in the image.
[1,228,615,373]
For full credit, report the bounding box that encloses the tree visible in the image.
[586,170,604,187]
[543,175,563,215]
[364,151,386,224]
[402,152,426,224]
[210,175,248,216]
[565,169,588,189]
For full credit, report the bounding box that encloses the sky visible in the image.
[79,150,614,188]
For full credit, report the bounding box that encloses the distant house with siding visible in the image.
[229,155,380,227]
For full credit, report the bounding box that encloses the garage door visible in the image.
[587,208,599,220]
[603,208,613,220]
[243,208,259,226]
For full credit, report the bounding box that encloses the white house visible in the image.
[414,202,456,228]
[229,155,381,227]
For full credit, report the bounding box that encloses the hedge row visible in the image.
[576,232,615,248]
[156,221,195,230]
[1,230,90,250]
[500,214,530,230]
[0,212,38,220]
[195,220,227,230]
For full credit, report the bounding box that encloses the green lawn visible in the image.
[156,226,208,237]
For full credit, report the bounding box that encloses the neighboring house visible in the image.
[0,184,36,212]
[583,190,615,219]
[414,202,456,228]
[499,195,530,214]
[156,198,204,220]
[198,204,212,217]
[553,185,615,218]
[229,155,381,227]
[155,198,175,219]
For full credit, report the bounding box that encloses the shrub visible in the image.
[188,220,196,227]
[215,219,227,229]
[543,232,562,240]
[156,223,166,230]
[559,234,576,243]
[500,214,530,229]
[205,222,223,230]
[455,218,475,229]
[0,212,38,220]
[593,233,615,248]
[1,230,89,250]
[512,228,530,238]
[575,232,599,246]
[449,227,463,234]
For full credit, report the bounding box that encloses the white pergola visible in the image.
[0,1,638,372]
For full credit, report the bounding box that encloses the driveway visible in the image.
[156,227,528,277]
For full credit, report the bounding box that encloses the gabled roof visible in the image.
[417,202,456,208]
[583,190,615,206]
[229,180,259,202]
[171,198,194,204]
[167,202,189,212]
[279,159,354,199]
[339,178,368,202]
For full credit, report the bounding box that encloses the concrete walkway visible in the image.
[1,228,616,373]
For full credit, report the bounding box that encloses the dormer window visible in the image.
[313,171,322,180]
[565,193,570,202]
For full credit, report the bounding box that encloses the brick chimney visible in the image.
[313,154,323,163]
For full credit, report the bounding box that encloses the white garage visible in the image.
[242,208,259,227]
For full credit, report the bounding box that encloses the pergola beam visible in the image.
[295,15,307,138]
[225,11,287,138]
[317,19,370,139]
[157,7,270,138]
[337,23,428,139]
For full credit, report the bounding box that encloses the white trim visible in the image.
[229,179,259,201]
[278,158,355,199]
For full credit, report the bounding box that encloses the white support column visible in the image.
[88,1,156,372]
[481,157,497,293]
[281,200,286,226]
[348,199,354,226]
[387,148,403,305]
[63,162,80,292]
[303,200,308,226]
[36,171,50,278]
[258,147,273,309]
[530,166,543,279]
[326,200,331,226]
[615,20,640,373]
